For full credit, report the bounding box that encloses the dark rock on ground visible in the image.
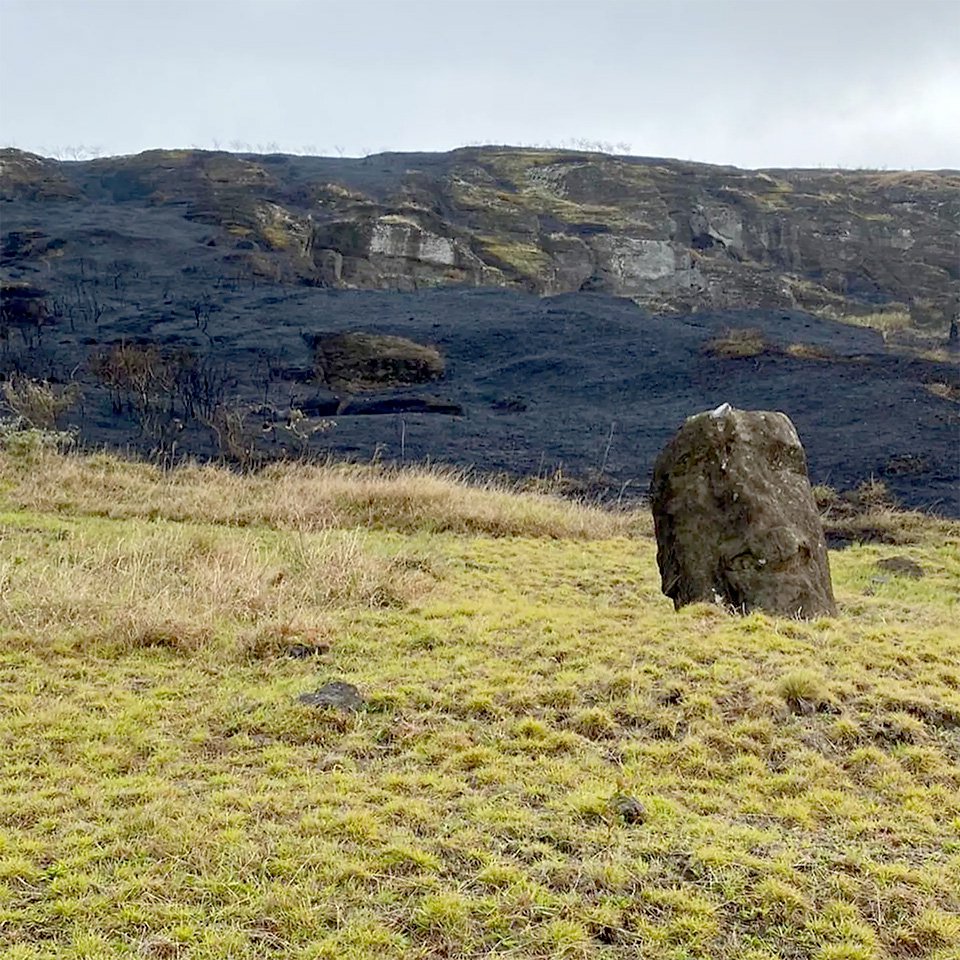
[613,794,647,825]
[298,681,365,712]
[876,556,925,579]
[492,396,528,414]
[650,404,837,618]
[286,642,331,659]
[274,365,317,383]
[296,395,341,417]
[337,395,463,416]
[0,280,49,325]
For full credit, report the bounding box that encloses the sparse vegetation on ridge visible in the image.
[0,445,958,959]
[704,327,767,359]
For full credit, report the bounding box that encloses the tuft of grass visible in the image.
[704,327,766,359]
[925,380,959,402]
[785,342,834,361]
[778,668,832,714]
[809,305,924,343]
[917,346,958,363]
[814,480,957,547]
[837,309,914,339]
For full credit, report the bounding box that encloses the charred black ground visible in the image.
[1,148,957,514]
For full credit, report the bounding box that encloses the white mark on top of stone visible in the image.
[710,402,732,419]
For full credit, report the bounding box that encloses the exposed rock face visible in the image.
[313,214,495,290]
[370,216,457,266]
[650,404,837,618]
[585,236,705,299]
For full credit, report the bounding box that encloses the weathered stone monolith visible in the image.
[650,404,836,618]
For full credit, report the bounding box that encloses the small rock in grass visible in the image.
[139,936,179,959]
[298,681,365,712]
[876,556,924,579]
[317,752,349,771]
[613,794,647,825]
[286,642,330,659]
[657,685,685,706]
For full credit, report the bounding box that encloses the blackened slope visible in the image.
[4,147,957,323]
[1,148,957,513]
[0,198,955,515]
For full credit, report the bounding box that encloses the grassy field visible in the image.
[1,443,958,959]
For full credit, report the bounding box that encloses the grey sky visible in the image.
[1,0,957,169]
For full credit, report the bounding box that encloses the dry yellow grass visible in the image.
[813,480,959,546]
[785,342,833,361]
[703,327,766,359]
[836,310,914,338]
[924,381,959,402]
[0,515,425,660]
[0,447,648,540]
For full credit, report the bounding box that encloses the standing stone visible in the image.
[650,404,836,618]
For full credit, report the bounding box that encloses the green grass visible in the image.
[1,450,958,958]
[474,236,554,281]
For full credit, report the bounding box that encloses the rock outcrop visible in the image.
[650,404,837,618]
[313,332,445,391]
[3,146,956,331]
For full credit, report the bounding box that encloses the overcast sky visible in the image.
[1,0,957,169]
